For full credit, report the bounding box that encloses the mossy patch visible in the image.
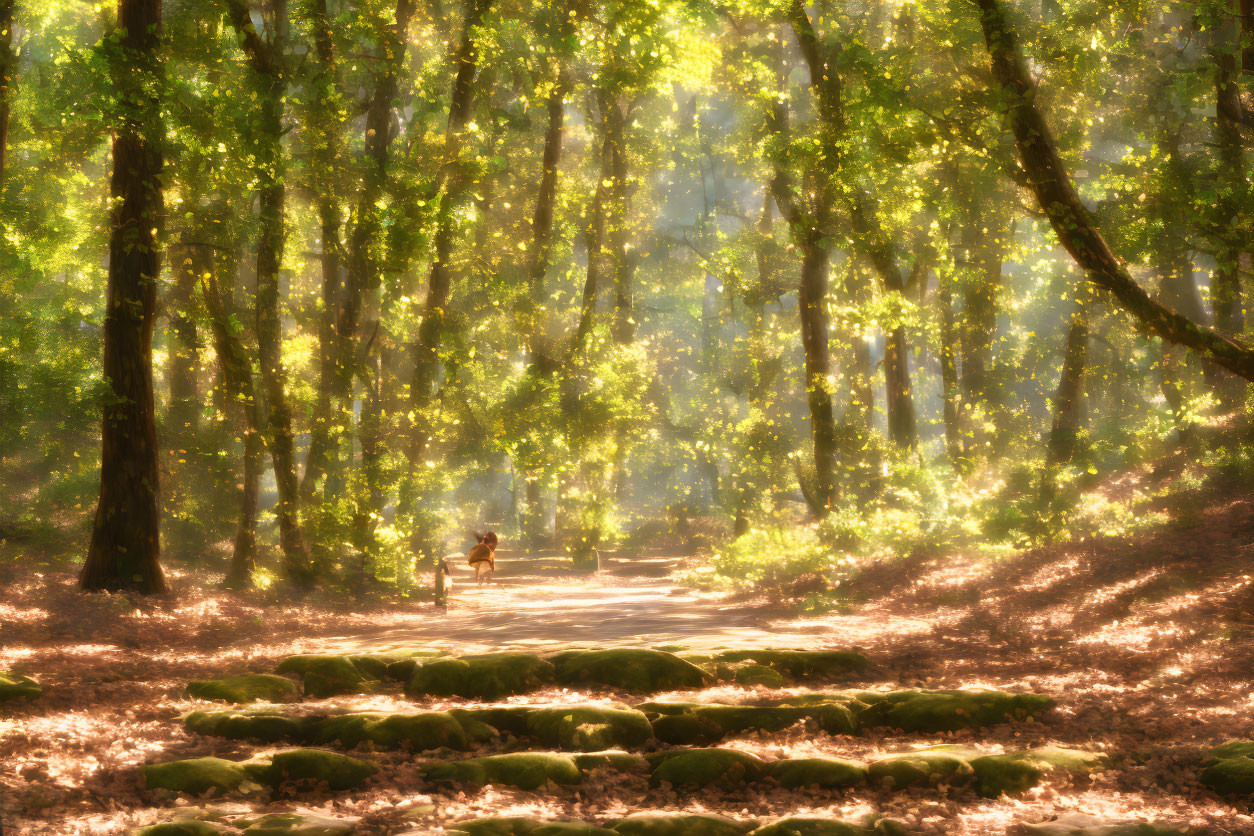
[749,818,868,836]
[712,650,870,680]
[142,757,257,795]
[186,674,299,705]
[184,709,312,744]
[573,750,650,772]
[312,711,470,751]
[553,649,711,692]
[447,818,614,836]
[525,705,653,751]
[871,690,1054,732]
[273,656,382,699]
[422,752,584,790]
[638,701,857,741]
[134,822,237,836]
[406,653,556,700]
[1200,744,1254,796]
[260,749,377,792]
[651,712,725,745]
[0,671,41,702]
[867,747,979,789]
[734,665,787,688]
[970,747,1108,797]
[237,811,356,835]
[648,747,766,788]
[612,812,752,836]
[766,757,867,789]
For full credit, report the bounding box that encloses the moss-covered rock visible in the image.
[648,747,766,788]
[134,822,237,836]
[312,711,470,751]
[749,818,868,836]
[406,653,556,700]
[531,824,617,836]
[651,712,725,745]
[866,747,979,789]
[274,656,383,699]
[260,748,377,792]
[766,757,867,789]
[872,690,1054,732]
[734,665,787,688]
[713,650,870,680]
[141,757,256,795]
[422,752,584,790]
[554,649,712,692]
[612,813,752,836]
[184,709,312,744]
[186,674,299,705]
[1010,813,1189,836]
[447,818,544,836]
[573,750,650,772]
[525,705,654,751]
[1201,741,1254,796]
[0,670,41,702]
[970,747,1107,797]
[237,812,356,835]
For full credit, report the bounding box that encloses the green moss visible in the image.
[186,674,299,705]
[312,711,470,751]
[532,824,618,835]
[866,747,978,789]
[447,820,614,836]
[612,812,751,836]
[260,748,377,791]
[133,822,236,836]
[0,670,41,702]
[734,665,787,688]
[554,649,712,692]
[406,653,556,700]
[237,812,356,835]
[422,752,584,790]
[712,650,870,680]
[1200,752,1254,796]
[766,757,867,789]
[525,705,653,751]
[274,655,381,699]
[875,690,1055,732]
[141,757,252,795]
[749,818,867,836]
[1210,740,1254,760]
[651,712,725,745]
[648,747,766,788]
[448,708,505,744]
[184,709,311,744]
[573,750,650,772]
[970,747,1108,797]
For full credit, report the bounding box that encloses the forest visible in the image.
[2,0,1254,833]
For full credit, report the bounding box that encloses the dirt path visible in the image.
[319,554,809,655]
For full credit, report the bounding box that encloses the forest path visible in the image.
[316,553,817,655]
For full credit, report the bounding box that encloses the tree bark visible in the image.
[82,0,167,594]
[0,0,15,187]
[166,242,203,436]
[1046,301,1088,467]
[227,0,315,587]
[938,274,963,463]
[409,0,488,466]
[883,324,916,448]
[797,242,838,513]
[525,78,566,351]
[573,110,617,349]
[200,264,261,588]
[975,0,1254,381]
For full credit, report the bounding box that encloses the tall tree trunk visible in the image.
[227,0,315,587]
[1211,7,1247,405]
[167,241,203,436]
[976,0,1254,381]
[409,0,488,466]
[1046,302,1088,467]
[883,324,916,448]
[201,263,261,588]
[938,274,962,464]
[573,113,616,349]
[300,0,346,504]
[798,241,838,514]
[606,97,635,346]
[0,0,15,187]
[81,0,166,594]
[959,210,1009,419]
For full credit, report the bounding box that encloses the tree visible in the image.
[80,0,167,594]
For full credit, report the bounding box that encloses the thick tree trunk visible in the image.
[573,116,616,349]
[525,80,565,347]
[798,242,838,514]
[409,0,488,466]
[883,324,916,448]
[938,277,963,463]
[0,0,15,186]
[167,242,203,436]
[1046,303,1088,467]
[959,213,1008,414]
[201,263,261,588]
[976,0,1254,381]
[81,0,167,594]
[227,0,315,587]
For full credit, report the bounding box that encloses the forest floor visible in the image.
[4,484,1254,834]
